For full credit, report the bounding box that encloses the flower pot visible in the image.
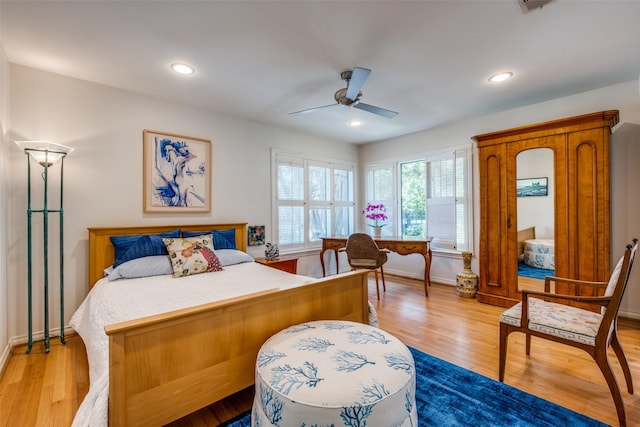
[373,227,382,238]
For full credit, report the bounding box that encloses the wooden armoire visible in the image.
[472,110,619,307]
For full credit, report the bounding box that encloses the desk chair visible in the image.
[340,233,390,300]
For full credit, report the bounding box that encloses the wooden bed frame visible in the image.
[86,223,370,426]
[517,226,536,258]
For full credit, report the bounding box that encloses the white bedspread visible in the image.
[69,262,314,427]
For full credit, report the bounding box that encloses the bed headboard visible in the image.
[517,226,536,256]
[87,223,248,289]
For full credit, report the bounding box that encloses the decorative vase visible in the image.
[456,251,478,298]
[373,227,382,238]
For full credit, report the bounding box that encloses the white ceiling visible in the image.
[2,0,640,144]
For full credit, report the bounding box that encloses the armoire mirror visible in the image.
[516,147,554,293]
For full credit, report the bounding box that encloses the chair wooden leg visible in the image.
[611,327,634,393]
[594,350,627,427]
[499,323,509,382]
[525,333,531,355]
[374,270,380,300]
[380,265,386,292]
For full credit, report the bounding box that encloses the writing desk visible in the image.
[320,236,432,297]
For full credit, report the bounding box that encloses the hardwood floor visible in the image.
[1,274,639,426]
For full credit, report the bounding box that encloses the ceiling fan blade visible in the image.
[346,67,371,100]
[289,104,337,116]
[353,102,398,119]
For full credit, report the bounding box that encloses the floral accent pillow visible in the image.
[162,234,223,278]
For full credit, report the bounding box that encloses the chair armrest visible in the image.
[543,275,608,294]
[523,289,611,305]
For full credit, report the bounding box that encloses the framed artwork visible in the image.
[516,177,548,197]
[143,130,211,213]
[248,225,265,246]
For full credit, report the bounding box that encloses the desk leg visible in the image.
[422,249,432,297]
[320,249,341,276]
[320,249,327,277]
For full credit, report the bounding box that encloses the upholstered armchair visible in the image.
[499,239,638,427]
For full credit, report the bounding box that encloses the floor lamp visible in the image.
[16,141,73,353]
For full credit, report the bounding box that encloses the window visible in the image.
[366,146,471,252]
[274,151,355,250]
[400,160,426,238]
[365,163,395,236]
[425,150,470,250]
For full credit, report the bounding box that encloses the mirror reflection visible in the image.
[516,148,554,292]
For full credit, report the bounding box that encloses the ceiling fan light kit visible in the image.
[290,67,398,119]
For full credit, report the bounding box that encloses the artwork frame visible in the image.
[516,177,548,197]
[143,130,211,213]
[248,225,265,246]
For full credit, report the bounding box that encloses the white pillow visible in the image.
[106,255,173,281]
[215,249,254,266]
[104,250,253,281]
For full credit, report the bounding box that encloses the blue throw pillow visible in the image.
[113,235,168,268]
[182,229,237,249]
[213,229,237,249]
[111,229,180,267]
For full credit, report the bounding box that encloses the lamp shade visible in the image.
[16,141,74,166]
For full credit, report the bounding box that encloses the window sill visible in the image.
[431,248,469,259]
[280,248,323,258]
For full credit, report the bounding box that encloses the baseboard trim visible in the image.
[383,268,456,286]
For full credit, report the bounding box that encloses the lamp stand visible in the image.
[25,152,66,353]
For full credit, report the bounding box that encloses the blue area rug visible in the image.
[518,261,554,280]
[220,346,605,426]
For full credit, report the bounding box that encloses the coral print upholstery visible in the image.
[162,234,223,278]
[253,320,417,426]
[500,298,603,346]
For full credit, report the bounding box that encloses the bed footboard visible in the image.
[106,270,369,426]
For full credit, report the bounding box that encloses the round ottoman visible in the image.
[252,320,417,426]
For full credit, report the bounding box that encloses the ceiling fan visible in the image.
[289,67,398,119]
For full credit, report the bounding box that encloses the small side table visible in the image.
[255,255,298,274]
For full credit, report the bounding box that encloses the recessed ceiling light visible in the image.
[488,72,513,83]
[348,119,363,127]
[171,63,195,75]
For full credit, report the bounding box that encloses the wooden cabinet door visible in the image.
[477,142,512,306]
[560,127,610,297]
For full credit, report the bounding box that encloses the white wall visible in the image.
[6,64,358,345]
[360,80,640,319]
[611,121,640,312]
[0,42,10,368]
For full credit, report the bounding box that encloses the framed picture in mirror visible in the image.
[516,177,548,197]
